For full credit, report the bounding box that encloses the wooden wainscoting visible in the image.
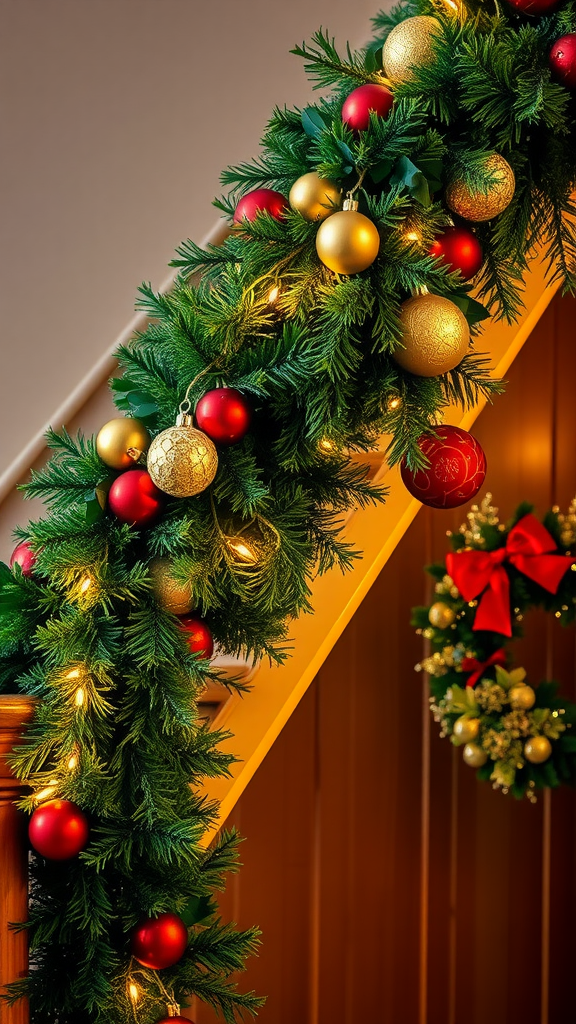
[188,293,576,1024]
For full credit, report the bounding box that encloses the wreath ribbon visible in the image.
[445,514,575,637]
[461,648,507,687]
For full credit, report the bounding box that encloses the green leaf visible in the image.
[390,155,431,207]
[364,42,383,74]
[180,895,215,927]
[369,158,393,184]
[301,107,328,139]
[448,292,491,325]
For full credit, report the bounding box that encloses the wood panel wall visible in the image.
[192,292,576,1024]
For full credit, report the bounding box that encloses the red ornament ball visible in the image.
[506,0,560,13]
[155,1018,191,1023]
[29,799,89,860]
[10,540,37,577]
[341,84,394,132]
[178,615,214,659]
[108,469,163,526]
[429,226,484,281]
[131,911,188,970]
[401,425,487,509]
[233,188,288,225]
[195,387,252,445]
[549,35,576,89]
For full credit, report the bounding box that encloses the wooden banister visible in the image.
[0,695,36,1024]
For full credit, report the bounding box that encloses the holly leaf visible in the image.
[301,107,328,139]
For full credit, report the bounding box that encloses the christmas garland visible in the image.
[0,0,575,1021]
[412,495,576,799]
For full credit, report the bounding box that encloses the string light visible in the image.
[128,982,140,1005]
[74,687,86,707]
[225,537,259,565]
[268,284,280,304]
[65,667,81,680]
[318,437,337,454]
[67,752,79,771]
[79,576,93,594]
[34,782,58,804]
[403,228,422,243]
[386,393,402,413]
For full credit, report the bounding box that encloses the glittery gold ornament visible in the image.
[524,735,552,764]
[316,199,380,275]
[289,172,341,221]
[453,715,480,743]
[393,293,470,377]
[147,414,218,498]
[149,557,193,615]
[382,16,442,83]
[446,154,515,223]
[509,684,536,711]
[96,418,150,470]
[463,742,488,768]
[428,602,456,629]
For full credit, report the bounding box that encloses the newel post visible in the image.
[0,695,36,1024]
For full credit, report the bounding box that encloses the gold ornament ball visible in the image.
[393,294,470,377]
[96,417,150,470]
[149,557,193,616]
[382,16,442,83]
[428,601,456,629]
[463,742,488,768]
[453,715,481,744]
[316,209,380,275]
[289,172,341,222]
[524,735,552,764]
[446,154,515,223]
[509,684,536,711]
[147,417,218,498]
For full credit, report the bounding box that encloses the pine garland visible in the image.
[0,0,575,1020]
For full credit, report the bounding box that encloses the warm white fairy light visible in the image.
[79,576,93,594]
[65,667,81,680]
[318,437,337,454]
[226,538,259,565]
[128,982,140,1004]
[67,753,79,771]
[34,782,58,804]
[268,284,280,304]
[74,687,86,707]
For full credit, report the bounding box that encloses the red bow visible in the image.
[461,648,506,687]
[445,514,574,637]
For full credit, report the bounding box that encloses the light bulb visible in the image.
[65,667,81,680]
[226,538,258,565]
[74,688,85,707]
[35,782,58,803]
[318,437,337,454]
[128,982,140,1004]
[268,285,280,304]
[67,753,79,771]
[79,576,93,594]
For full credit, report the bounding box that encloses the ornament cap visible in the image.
[343,198,359,212]
[176,412,194,428]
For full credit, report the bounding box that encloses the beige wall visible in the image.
[0,0,380,557]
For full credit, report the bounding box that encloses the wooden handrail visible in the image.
[0,696,36,1024]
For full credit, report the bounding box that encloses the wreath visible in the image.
[412,494,576,800]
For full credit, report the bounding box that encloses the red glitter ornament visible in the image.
[29,799,89,860]
[195,387,252,445]
[549,34,576,89]
[233,188,288,225]
[108,469,163,526]
[400,425,486,509]
[178,615,214,659]
[429,226,484,281]
[131,912,188,970]
[10,540,37,577]
[341,83,394,132]
[506,0,560,14]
